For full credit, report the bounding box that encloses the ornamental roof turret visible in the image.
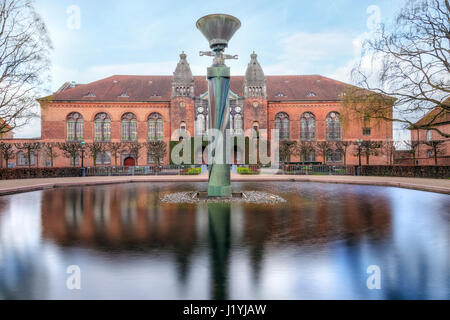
[244,52,266,98]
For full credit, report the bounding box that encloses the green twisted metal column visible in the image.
[196,14,241,198]
[207,65,231,197]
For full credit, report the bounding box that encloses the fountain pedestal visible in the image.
[196,14,241,198]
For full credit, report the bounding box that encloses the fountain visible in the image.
[197,14,241,198]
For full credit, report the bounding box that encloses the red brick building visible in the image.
[2,52,393,167]
[410,106,450,165]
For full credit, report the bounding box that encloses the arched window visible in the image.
[326,149,343,163]
[252,121,260,139]
[196,114,206,136]
[300,112,316,141]
[148,113,163,141]
[67,112,83,141]
[17,151,35,166]
[326,112,341,141]
[234,114,243,135]
[94,113,111,142]
[96,151,111,165]
[180,122,186,132]
[121,113,137,141]
[306,149,316,162]
[275,112,290,140]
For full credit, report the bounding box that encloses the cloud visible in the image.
[263,31,357,76]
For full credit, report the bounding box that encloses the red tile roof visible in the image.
[413,105,450,127]
[50,74,351,102]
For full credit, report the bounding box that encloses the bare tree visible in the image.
[315,141,332,165]
[384,140,400,165]
[0,0,52,134]
[294,141,315,164]
[355,141,383,165]
[335,141,353,166]
[106,142,124,167]
[86,142,106,167]
[403,140,421,165]
[423,140,446,165]
[41,142,58,167]
[14,142,40,167]
[343,0,450,138]
[145,141,167,165]
[0,141,14,167]
[279,141,297,164]
[58,142,81,167]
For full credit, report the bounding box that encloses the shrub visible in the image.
[237,167,259,175]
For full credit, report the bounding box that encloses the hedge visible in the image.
[361,166,450,179]
[0,167,81,180]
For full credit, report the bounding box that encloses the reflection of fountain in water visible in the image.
[208,203,231,300]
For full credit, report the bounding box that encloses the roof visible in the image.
[413,101,450,128]
[48,74,352,103]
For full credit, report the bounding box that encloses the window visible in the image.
[300,112,316,141]
[121,113,137,141]
[94,113,111,142]
[180,122,186,132]
[252,122,260,139]
[427,130,433,142]
[148,113,163,141]
[17,151,35,166]
[275,112,290,140]
[234,114,243,135]
[427,150,433,158]
[305,150,316,162]
[96,151,111,165]
[326,149,343,163]
[148,151,156,164]
[363,128,372,136]
[67,112,84,141]
[326,112,341,141]
[196,114,206,136]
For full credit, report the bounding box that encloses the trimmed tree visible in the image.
[14,142,41,168]
[423,140,445,165]
[87,142,106,167]
[145,141,167,165]
[403,140,421,165]
[42,142,59,167]
[335,141,353,166]
[315,141,332,165]
[279,141,297,164]
[295,141,315,164]
[358,141,383,165]
[58,142,81,167]
[0,142,15,168]
[106,142,124,167]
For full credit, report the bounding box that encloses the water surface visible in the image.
[0,182,449,299]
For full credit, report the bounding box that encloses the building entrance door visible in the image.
[124,157,136,167]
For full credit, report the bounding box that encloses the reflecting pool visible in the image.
[0,182,449,300]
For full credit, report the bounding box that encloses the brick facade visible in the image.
[1,52,394,167]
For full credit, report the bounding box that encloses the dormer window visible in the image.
[85,92,96,97]
[119,92,129,98]
[151,93,161,98]
[307,92,317,97]
[275,92,285,97]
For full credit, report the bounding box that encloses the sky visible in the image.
[15,0,407,138]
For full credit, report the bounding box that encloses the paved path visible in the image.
[0,174,449,196]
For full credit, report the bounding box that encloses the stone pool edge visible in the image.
[0,175,449,196]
